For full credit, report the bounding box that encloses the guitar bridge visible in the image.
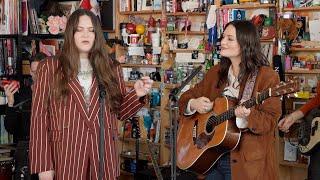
[193,120,198,144]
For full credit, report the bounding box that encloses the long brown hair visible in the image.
[217,20,270,88]
[54,9,122,113]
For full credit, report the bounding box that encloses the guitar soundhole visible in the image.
[205,116,218,134]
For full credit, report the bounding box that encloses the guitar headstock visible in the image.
[271,77,300,97]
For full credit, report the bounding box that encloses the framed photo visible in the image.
[100,0,115,31]
[142,0,153,11]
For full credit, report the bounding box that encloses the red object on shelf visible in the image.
[80,0,91,10]
[0,79,20,90]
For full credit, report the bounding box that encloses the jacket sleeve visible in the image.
[4,106,18,134]
[246,68,282,135]
[116,65,145,120]
[29,60,54,174]
[178,66,219,116]
[299,82,320,115]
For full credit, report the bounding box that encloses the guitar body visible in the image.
[299,117,320,155]
[177,96,241,174]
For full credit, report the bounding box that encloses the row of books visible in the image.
[119,0,162,12]
[0,0,20,34]
[0,39,17,77]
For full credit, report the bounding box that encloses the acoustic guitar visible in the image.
[176,78,299,174]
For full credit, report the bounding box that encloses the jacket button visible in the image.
[232,159,237,163]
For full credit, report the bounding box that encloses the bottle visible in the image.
[173,37,178,49]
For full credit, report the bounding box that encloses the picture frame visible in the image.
[142,0,153,11]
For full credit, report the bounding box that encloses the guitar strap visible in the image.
[240,69,259,104]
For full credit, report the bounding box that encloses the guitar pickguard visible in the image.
[196,132,214,149]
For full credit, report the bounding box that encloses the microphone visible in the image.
[170,66,202,99]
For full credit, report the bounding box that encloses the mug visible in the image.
[129,34,140,47]
[149,72,161,82]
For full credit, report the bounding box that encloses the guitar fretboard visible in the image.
[207,89,270,127]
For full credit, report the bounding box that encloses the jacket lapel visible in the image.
[88,77,100,121]
[69,77,89,120]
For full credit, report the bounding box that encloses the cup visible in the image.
[129,34,140,47]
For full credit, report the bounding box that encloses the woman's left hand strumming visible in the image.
[134,76,154,97]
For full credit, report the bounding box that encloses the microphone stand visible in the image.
[168,65,203,180]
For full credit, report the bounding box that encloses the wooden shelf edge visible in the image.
[121,63,162,68]
[120,170,134,176]
[279,160,308,168]
[170,49,206,53]
[220,3,276,9]
[119,137,161,146]
[125,81,180,89]
[285,69,320,74]
[283,6,320,11]
[166,31,206,35]
[290,47,320,52]
[166,12,207,16]
[119,10,162,15]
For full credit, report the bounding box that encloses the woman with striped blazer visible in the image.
[29,9,153,180]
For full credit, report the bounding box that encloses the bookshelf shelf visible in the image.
[279,160,308,168]
[125,81,179,89]
[119,137,161,146]
[166,31,206,35]
[170,49,206,53]
[119,10,162,15]
[283,6,320,11]
[0,34,19,38]
[290,47,320,52]
[285,69,320,74]
[220,3,276,9]
[120,63,162,68]
[166,12,207,16]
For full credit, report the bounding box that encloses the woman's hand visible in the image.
[134,76,154,97]
[4,82,19,107]
[278,110,304,133]
[235,106,251,119]
[190,97,214,114]
[38,170,54,180]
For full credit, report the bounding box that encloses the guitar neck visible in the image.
[209,89,270,125]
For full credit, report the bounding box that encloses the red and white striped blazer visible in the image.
[29,58,144,180]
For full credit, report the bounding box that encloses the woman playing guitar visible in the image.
[178,20,282,180]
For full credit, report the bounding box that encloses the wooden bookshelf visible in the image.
[166,12,207,16]
[166,31,206,35]
[220,3,276,9]
[125,81,179,89]
[283,6,320,12]
[170,49,206,53]
[120,63,162,68]
[285,69,320,74]
[119,137,161,146]
[279,160,308,169]
[119,10,162,15]
[290,47,320,52]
